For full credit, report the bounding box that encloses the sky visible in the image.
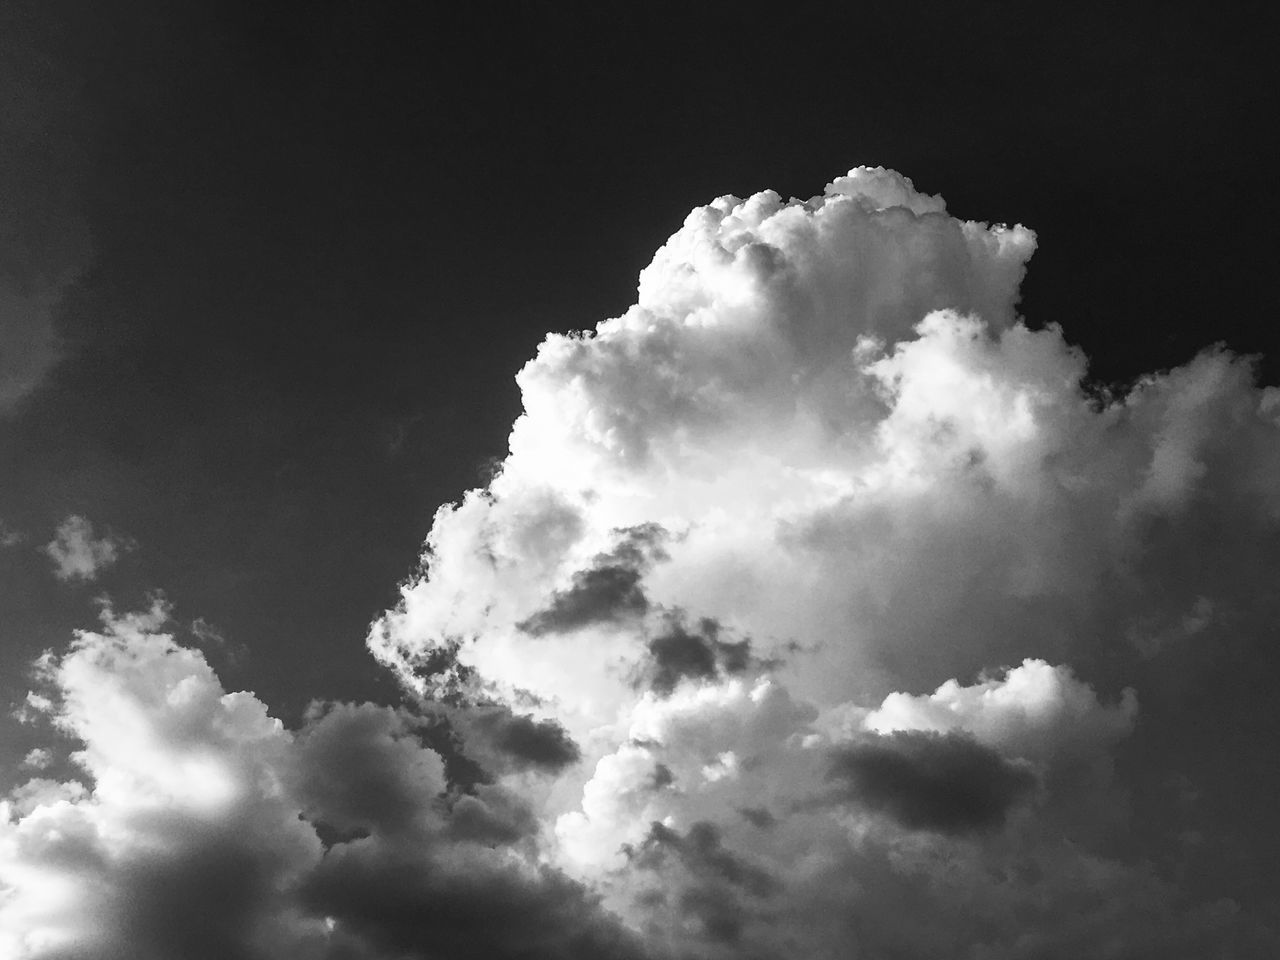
[2,2,1280,958]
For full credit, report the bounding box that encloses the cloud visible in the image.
[826,730,1037,834]
[0,29,93,415]
[361,167,1279,955]
[517,523,667,635]
[8,167,1280,956]
[289,701,448,838]
[42,516,129,583]
[0,603,322,960]
[0,605,651,959]
[454,706,582,774]
[641,616,756,696]
[0,284,69,415]
[19,750,51,772]
[626,820,779,946]
[863,658,1138,763]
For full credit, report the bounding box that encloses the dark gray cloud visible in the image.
[518,524,667,635]
[400,636,478,704]
[650,762,675,790]
[643,617,756,696]
[303,840,652,960]
[289,696,645,960]
[654,821,778,898]
[736,806,776,830]
[33,853,288,960]
[520,564,647,634]
[461,706,582,774]
[290,701,446,837]
[628,821,778,946]
[106,834,292,960]
[444,785,539,846]
[412,714,491,793]
[827,731,1037,835]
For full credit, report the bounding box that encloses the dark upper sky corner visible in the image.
[0,1,1277,777]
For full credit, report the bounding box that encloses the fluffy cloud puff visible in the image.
[0,602,322,959]
[42,516,129,583]
[368,168,1280,955]
[7,168,1280,957]
[0,604,644,959]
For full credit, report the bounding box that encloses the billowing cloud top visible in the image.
[6,168,1280,958]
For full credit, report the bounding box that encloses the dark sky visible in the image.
[2,0,1278,771]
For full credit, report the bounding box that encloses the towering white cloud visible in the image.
[5,168,1280,957]
[366,167,1280,956]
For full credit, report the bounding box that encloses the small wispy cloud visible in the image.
[42,515,130,582]
[20,748,51,771]
[0,520,24,548]
[0,30,94,417]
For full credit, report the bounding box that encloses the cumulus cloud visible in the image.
[0,603,646,960]
[7,167,1280,956]
[863,658,1138,763]
[0,602,321,959]
[42,515,129,582]
[361,167,1279,955]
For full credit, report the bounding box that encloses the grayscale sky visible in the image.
[2,3,1279,958]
